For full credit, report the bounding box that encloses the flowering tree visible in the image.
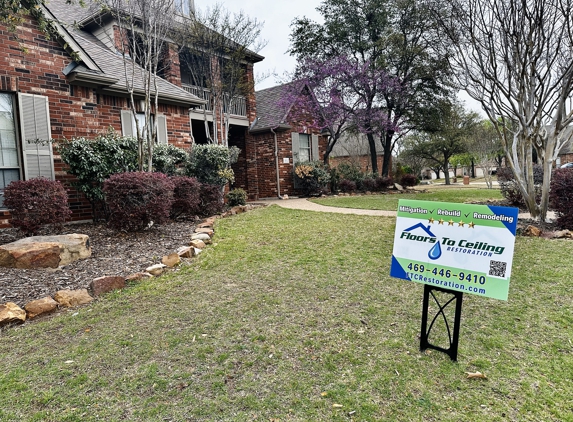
[282,56,401,170]
[289,0,455,176]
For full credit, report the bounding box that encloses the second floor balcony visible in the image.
[182,84,247,117]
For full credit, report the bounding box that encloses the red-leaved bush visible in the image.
[338,179,357,193]
[400,174,418,187]
[200,184,225,216]
[3,177,71,234]
[103,172,174,231]
[376,176,394,191]
[170,176,202,219]
[549,168,573,229]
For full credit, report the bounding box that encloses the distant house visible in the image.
[0,0,262,227]
[329,132,385,174]
[557,127,573,166]
[248,83,328,198]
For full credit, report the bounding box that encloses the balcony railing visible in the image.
[183,84,247,117]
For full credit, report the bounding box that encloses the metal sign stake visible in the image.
[420,284,464,361]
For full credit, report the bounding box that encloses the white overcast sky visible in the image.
[197,0,483,115]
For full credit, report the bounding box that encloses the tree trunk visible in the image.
[381,130,394,177]
[366,133,378,175]
[444,162,451,185]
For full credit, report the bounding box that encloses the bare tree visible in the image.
[437,0,573,221]
[468,120,504,189]
[96,0,175,171]
[176,3,265,146]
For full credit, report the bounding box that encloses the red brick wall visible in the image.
[329,155,387,175]
[248,128,328,199]
[0,15,193,227]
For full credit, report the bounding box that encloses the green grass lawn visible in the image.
[1,205,572,421]
[311,187,504,211]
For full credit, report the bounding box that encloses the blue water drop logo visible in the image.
[428,242,442,260]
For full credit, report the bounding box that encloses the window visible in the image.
[121,110,168,144]
[291,132,319,164]
[298,133,311,162]
[1,92,54,209]
[0,94,19,208]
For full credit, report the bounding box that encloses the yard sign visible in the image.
[390,199,519,301]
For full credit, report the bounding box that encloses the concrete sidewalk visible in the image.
[257,196,552,221]
[258,197,397,216]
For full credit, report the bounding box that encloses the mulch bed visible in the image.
[0,220,199,308]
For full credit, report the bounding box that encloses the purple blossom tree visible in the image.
[281,55,402,172]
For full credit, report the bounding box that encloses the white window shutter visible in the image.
[121,110,133,137]
[291,132,300,163]
[17,93,54,180]
[311,134,319,161]
[156,114,168,144]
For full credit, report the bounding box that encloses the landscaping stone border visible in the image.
[0,205,260,327]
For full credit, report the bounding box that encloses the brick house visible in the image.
[248,83,328,198]
[329,132,386,174]
[0,0,262,227]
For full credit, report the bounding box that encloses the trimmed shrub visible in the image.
[400,174,418,187]
[361,176,377,192]
[375,176,394,191]
[152,143,189,176]
[549,168,573,229]
[336,162,364,184]
[170,176,202,219]
[200,184,226,216]
[55,130,139,220]
[186,144,239,186]
[226,188,247,207]
[103,172,175,231]
[339,179,357,193]
[294,161,331,196]
[3,178,71,234]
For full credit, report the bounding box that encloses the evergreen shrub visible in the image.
[226,188,247,206]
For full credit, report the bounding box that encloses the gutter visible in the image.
[271,127,283,199]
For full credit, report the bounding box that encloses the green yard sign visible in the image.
[390,199,519,301]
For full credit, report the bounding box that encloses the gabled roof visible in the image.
[250,82,302,133]
[43,0,205,107]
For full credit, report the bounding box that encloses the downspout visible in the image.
[271,127,283,199]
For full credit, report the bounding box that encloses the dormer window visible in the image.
[175,0,194,16]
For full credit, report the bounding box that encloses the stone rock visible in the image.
[0,234,91,269]
[162,253,181,267]
[0,302,26,325]
[24,296,58,319]
[189,239,206,249]
[197,218,215,229]
[177,246,195,258]
[191,233,211,244]
[195,227,214,236]
[146,263,166,276]
[551,230,573,239]
[194,247,202,255]
[126,272,153,282]
[394,183,404,191]
[231,206,247,214]
[523,225,542,237]
[90,276,126,297]
[0,242,60,269]
[54,289,93,308]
